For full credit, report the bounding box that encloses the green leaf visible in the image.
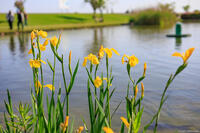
[47,59,54,72]
[69,118,74,133]
[120,123,125,133]
[136,76,145,85]
[175,63,187,76]
[86,68,95,86]
[127,63,131,77]
[50,44,63,63]
[67,60,79,94]
[111,100,122,119]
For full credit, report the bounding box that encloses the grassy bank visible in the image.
[181,12,200,22]
[0,13,130,34]
[130,7,177,27]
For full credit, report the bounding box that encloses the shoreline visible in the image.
[0,22,129,36]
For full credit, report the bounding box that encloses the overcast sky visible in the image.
[0,0,199,13]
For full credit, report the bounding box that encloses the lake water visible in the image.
[0,23,200,132]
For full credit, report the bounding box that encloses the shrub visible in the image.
[130,5,177,27]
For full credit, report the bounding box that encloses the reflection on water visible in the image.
[0,24,200,132]
[175,37,182,49]
[86,28,105,54]
[18,33,29,55]
[9,35,15,54]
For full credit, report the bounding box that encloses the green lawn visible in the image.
[0,13,130,33]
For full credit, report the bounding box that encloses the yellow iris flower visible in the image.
[35,80,42,94]
[31,31,35,41]
[98,45,104,59]
[28,39,49,54]
[82,54,99,67]
[143,62,147,76]
[77,126,84,133]
[94,76,102,88]
[29,59,46,68]
[60,116,69,132]
[103,127,114,133]
[134,85,138,99]
[172,47,195,63]
[103,78,112,86]
[69,50,72,65]
[120,117,130,128]
[141,82,144,98]
[122,54,139,67]
[35,80,55,92]
[50,36,58,47]
[98,45,120,58]
[43,39,49,46]
[44,84,55,91]
[37,30,47,38]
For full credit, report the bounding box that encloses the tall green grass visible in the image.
[130,7,177,27]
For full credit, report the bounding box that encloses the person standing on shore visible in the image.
[6,10,14,30]
[17,9,24,31]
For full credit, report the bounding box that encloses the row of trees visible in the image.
[85,0,106,22]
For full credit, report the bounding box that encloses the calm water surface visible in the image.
[0,23,200,132]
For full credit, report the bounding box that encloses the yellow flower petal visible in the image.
[129,55,139,67]
[184,47,195,63]
[91,55,99,65]
[82,57,88,67]
[172,48,195,63]
[69,50,72,65]
[120,117,130,128]
[98,45,105,59]
[28,49,33,54]
[35,80,42,94]
[94,76,102,88]
[143,62,147,76]
[141,82,144,98]
[50,36,58,47]
[60,116,69,132]
[29,59,41,68]
[44,84,55,91]
[43,39,49,46]
[104,48,112,58]
[172,52,183,57]
[122,54,129,64]
[78,126,84,133]
[111,48,120,56]
[31,31,35,41]
[40,60,46,64]
[134,85,138,99]
[103,127,114,133]
[64,116,69,127]
[38,30,47,38]
[29,59,46,68]
[39,44,46,51]
[103,77,108,82]
[35,80,42,89]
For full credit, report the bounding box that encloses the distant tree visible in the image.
[85,0,106,22]
[85,0,99,20]
[97,0,106,22]
[15,0,26,12]
[158,2,175,12]
[183,5,190,13]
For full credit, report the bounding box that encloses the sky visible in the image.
[0,0,199,13]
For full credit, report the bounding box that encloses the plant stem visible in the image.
[106,55,111,127]
[61,56,68,115]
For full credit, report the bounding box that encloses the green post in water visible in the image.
[176,23,182,36]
